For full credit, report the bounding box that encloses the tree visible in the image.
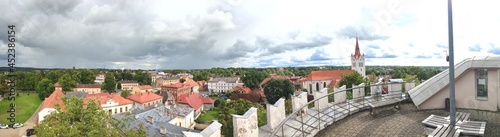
[134,72,151,85]
[241,70,269,90]
[35,96,146,137]
[218,99,266,137]
[338,72,364,89]
[79,69,96,84]
[180,78,186,83]
[121,90,130,98]
[263,79,295,104]
[36,78,55,100]
[58,74,77,92]
[117,83,122,90]
[102,74,116,93]
[0,74,8,97]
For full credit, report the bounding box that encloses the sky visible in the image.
[0,0,499,69]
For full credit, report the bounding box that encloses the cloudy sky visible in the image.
[1,0,499,69]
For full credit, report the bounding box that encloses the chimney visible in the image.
[147,116,154,124]
[159,126,167,134]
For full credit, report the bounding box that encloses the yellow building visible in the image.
[119,80,139,90]
[73,84,102,94]
[131,85,153,94]
[155,77,180,89]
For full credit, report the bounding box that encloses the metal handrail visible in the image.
[269,82,413,137]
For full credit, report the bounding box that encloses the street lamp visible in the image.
[443,50,449,62]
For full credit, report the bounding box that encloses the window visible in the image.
[352,63,356,67]
[120,108,122,113]
[476,69,488,98]
[316,83,320,92]
[309,84,312,94]
[323,82,326,88]
[359,63,363,67]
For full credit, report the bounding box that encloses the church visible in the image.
[301,34,365,94]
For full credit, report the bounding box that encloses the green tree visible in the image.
[58,74,77,92]
[180,78,186,83]
[134,72,151,85]
[117,83,122,90]
[263,79,295,104]
[241,70,269,90]
[35,96,146,137]
[36,78,55,100]
[46,70,62,83]
[121,90,130,98]
[338,72,364,99]
[102,74,117,93]
[79,69,96,84]
[0,74,8,96]
[218,99,266,137]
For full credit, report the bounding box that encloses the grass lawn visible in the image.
[196,107,221,124]
[0,93,42,124]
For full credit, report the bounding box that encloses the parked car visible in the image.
[9,123,23,129]
[0,124,8,129]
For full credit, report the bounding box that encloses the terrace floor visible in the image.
[315,103,500,137]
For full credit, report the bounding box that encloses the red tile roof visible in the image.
[126,92,163,104]
[177,93,213,110]
[85,92,132,106]
[137,85,153,90]
[75,84,101,88]
[231,86,252,94]
[41,89,66,110]
[305,70,355,81]
[164,83,184,88]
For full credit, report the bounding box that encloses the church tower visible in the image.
[351,34,366,77]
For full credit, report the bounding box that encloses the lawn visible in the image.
[196,107,221,124]
[0,93,42,124]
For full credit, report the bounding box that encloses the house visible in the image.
[150,73,167,85]
[155,77,180,89]
[54,82,62,91]
[302,70,355,94]
[351,34,366,77]
[207,77,244,93]
[409,56,500,112]
[73,84,102,94]
[95,73,106,84]
[113,104,196,137]
[230,89,266,103]
[131,85,153,94]
[197,80,208,91]
[85,92,133,115]
[120,80,139,90]
[160,80,199,100]
[260,74,303,92]
[37,89,65,125]
[127,91,163,108]
[231,85,252,94]
[177,92,214,117]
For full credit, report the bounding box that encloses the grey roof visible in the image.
[65,92,88,99]
[114,104,196,137]
[208,77,240,83]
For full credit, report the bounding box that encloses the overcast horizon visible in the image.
[1,0,499,69]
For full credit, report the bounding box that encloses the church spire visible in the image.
[354,33,361,59]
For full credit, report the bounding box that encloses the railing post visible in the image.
[317,100,321,130]
[301,111,305,137]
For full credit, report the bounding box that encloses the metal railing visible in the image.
[268,82,413,137]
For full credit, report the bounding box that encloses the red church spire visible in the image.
[353,33,362,59]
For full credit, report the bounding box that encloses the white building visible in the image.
[207,77,244,93]
[94,73,105,84]
[351,34,366,77]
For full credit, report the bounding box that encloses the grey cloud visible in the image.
[365,48,397,58]
[415,55,432,58]
[308,49,331,61]
[265,35,333,55]
[337,26,390,40]
[437,44,447,49]
[468,44,482,52]
[367,44,380,49]
[216,39,258,60]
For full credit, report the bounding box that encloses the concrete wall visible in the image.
[266,98,285,131]
[334,85,346,103]
[233,107,258,137]
[292,92,308,119]
[419,69,499,111]
[314,88,328,110]
[303,80,332,94]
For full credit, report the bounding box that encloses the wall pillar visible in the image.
[266,98,286,131]
[233,107,258,137]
